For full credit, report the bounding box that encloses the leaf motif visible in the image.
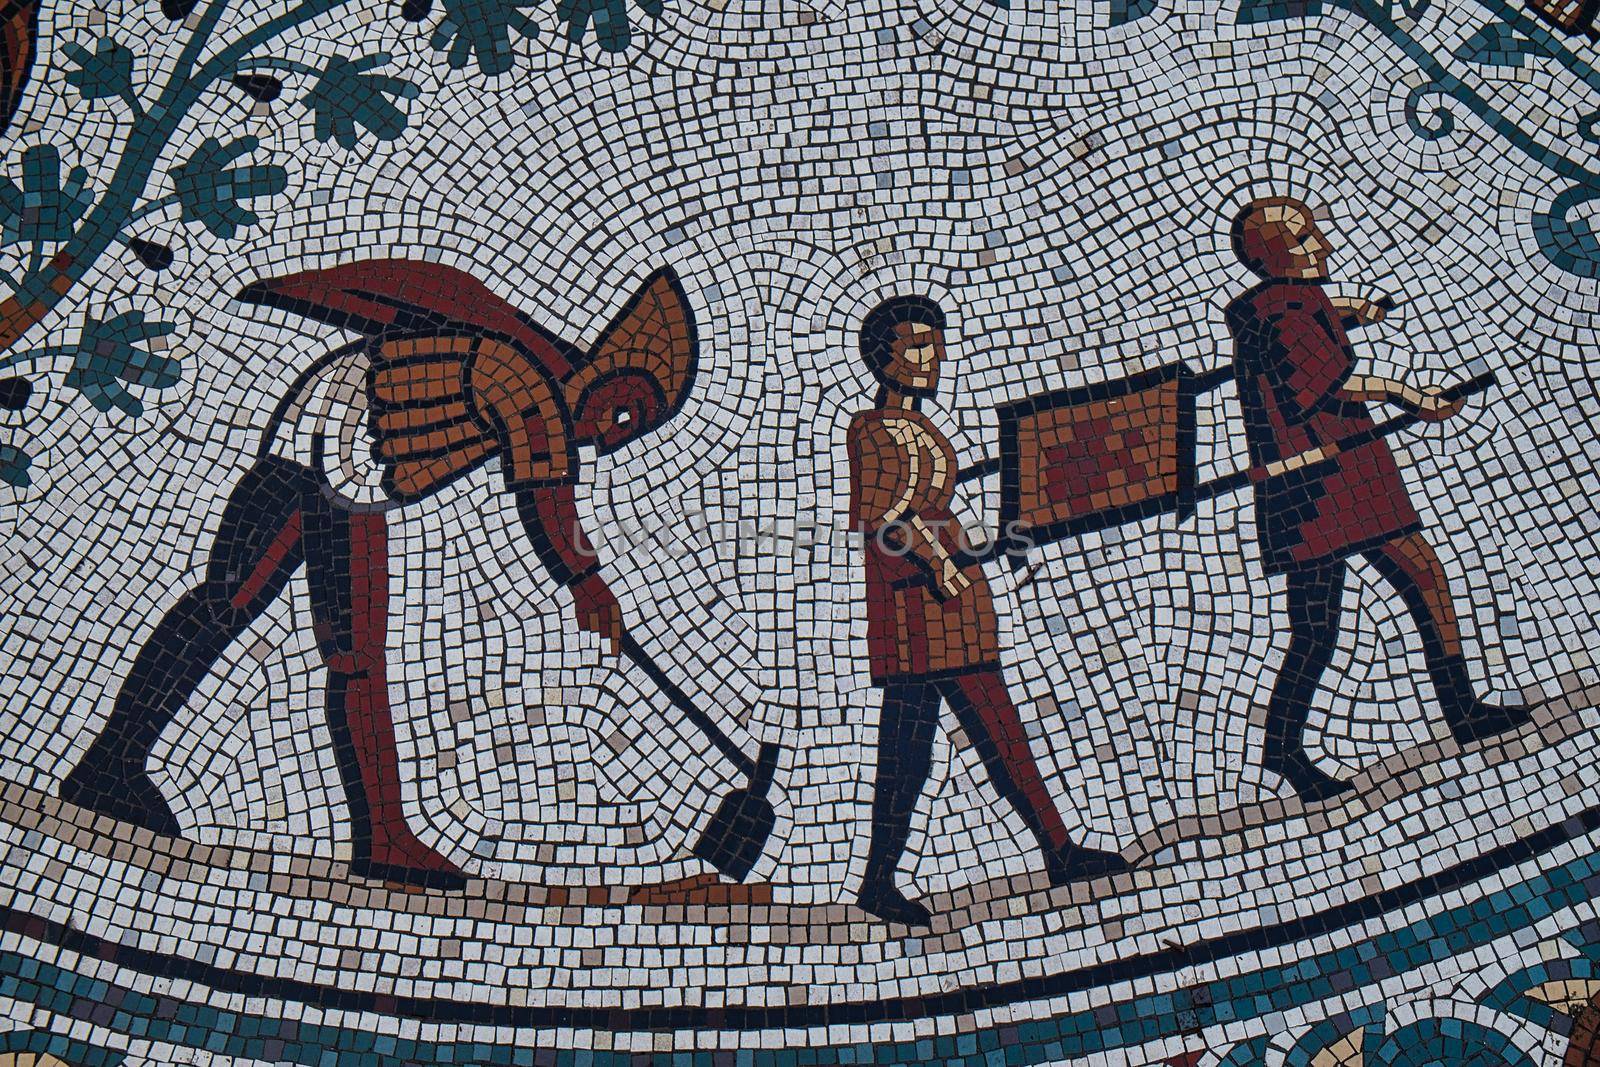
[424,0,664,65]
[1234,0,1384,25]
[557,0,632,50]
[61,37,134,102]
[0,144,93,246]
[64,310,180,416]
[430,0,541,75]
[1236,0,1329,26]
[1109,0,1160,25]
[300,53,420,149]
[171,136,288,239]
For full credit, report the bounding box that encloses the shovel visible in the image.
[618,633,779,882]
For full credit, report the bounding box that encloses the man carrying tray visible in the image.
[1226,196,1532,802]
[846,296,1129,928]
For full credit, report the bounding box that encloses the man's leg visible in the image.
[303,498,465,889]
[1365,532,1530,744]
[941,669,1127,884]
[1262,559,1352,802]
[857,679,942,926]
[59,456,315,834]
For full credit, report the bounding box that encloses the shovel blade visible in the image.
[691,787,775,882]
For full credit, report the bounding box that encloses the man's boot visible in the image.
[1043,839,1131,886]
[59,733,181,836]
[59,457,312,837]
[58,587,244,837]
[857,875,933,927]
[1262,739,1353,804]
[857,847,933,927]
[1434,654,1533,745]
[856,763,932,927]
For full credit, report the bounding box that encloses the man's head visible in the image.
[566,268,697,454]
[860,295,948,398]
[1231,197,1332,280]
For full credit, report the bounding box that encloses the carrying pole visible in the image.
[1188,369,1498,506]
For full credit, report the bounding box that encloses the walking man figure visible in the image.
[60,259,696,887]
[1226,196,1531,802]
[846,296,1127,928]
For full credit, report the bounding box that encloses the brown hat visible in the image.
[564,268,698,451]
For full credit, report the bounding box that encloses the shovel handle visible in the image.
[618,633,757,781]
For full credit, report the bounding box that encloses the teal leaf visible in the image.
[61,38,136,103]
[0,144,93,246]
[0,443,30,486]
[301,53,420,149]
[170,136,288,239]
[430,0,541,75]
[555,0,631,50]
[64,310,180,416]
[1236,0,1327,24]
[553,0,667,49]
[1455,20,1551,65]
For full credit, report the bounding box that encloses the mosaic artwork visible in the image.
[2,0,1600,1061]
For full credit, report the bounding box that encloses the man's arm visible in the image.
[882,514,972,602]
[1338,375,1463,420]
[853,418,972,601]
[1329,294,1394,331]
[514,482,623,654]
[1339,373,1422,406]
[463,340,623,654]
[1267,304,1450,422]
[1319,296,1463,420]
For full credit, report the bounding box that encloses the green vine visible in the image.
[0,0,668,487]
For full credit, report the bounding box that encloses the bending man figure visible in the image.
[60,260,696,887]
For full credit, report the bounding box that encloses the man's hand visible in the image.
[934,560,973,602]
[570,571,623,655]
[1415,384,1466,422]
[1331,295,1390,328]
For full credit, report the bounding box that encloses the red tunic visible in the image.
[1225,279,1421,574]
[847,409,1001,683]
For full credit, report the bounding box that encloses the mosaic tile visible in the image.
[1,0,1599,1064]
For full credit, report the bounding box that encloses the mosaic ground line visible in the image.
[0,687,1594,1015]
[1,817,1596,1058]
[2,676,1591,939]
[0,676,1587,927]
